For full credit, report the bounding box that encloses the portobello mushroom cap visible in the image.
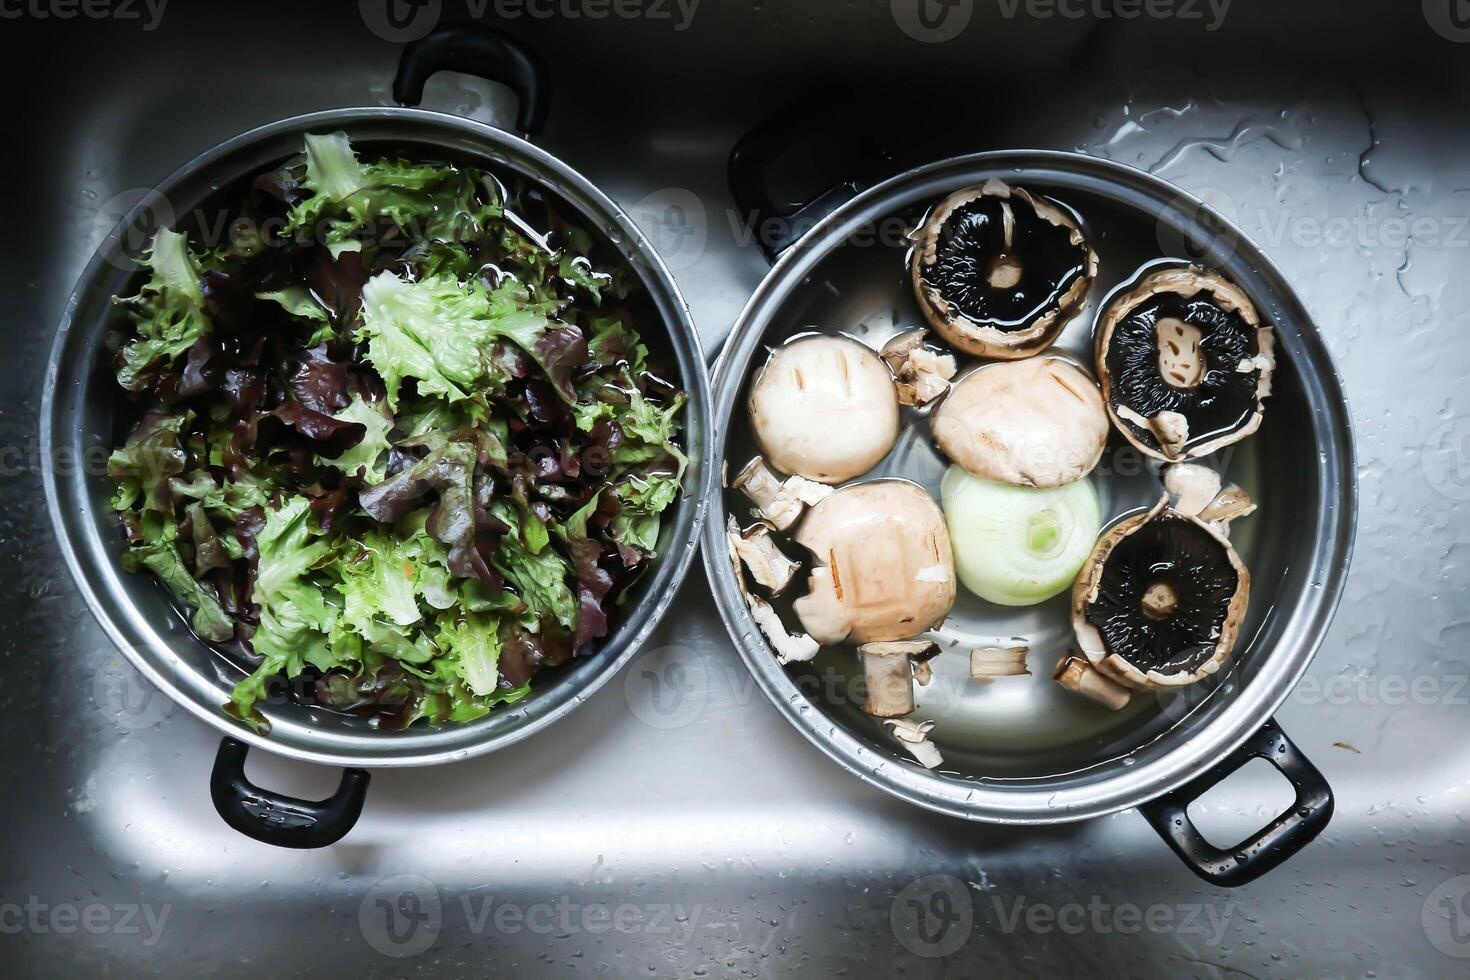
[1071,493,1249,689]
[910,179,1097,359]
[931,355,1109,487]
[747,334,899,483]
[1095,265,1275,461]
[792,480,956,645]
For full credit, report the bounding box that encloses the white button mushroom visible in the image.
[747,335,900,484]
[791,480,956,645]
[931,355,1109,488]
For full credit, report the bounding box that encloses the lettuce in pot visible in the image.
[107,134,686,733]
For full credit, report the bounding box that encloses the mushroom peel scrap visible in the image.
[1095,265,1275,461]
[910,179,1097,359]
[747,334,900,483]
[1068,469,1254,702]
[880,328,958,407]
[791,480,957,645]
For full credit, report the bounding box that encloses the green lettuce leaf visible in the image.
[492,501,577,632]
[249,497,341,667]
[285,132,500,252]
[113,229,212,391]
[123,513,234,643]
[318,395,393,483]
[434,613,503,697]
[609,474,682,554]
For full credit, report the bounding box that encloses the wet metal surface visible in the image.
[4,3,1470,976]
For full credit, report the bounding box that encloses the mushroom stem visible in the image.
[1053,654,1132,711]
[860,646,915,718]
[970,645,1030,679]
[1141,581,1178,620]
[1156,317,1205,389]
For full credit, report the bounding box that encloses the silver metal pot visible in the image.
[703,142,1355,886]
[41,30,713,847]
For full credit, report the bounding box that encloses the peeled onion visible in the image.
[940,465,1101,607]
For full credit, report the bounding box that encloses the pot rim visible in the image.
[42,106,714,769]
[701,148,1357,824]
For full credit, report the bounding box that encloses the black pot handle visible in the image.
[210,737,370,848]
[1139,719,1332,887]
[727,98,886,264]
[393,26,550,137]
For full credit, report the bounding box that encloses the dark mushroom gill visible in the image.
[918,194,1089,332]
[1105,291,1262,450]
[1084,514,1238,675]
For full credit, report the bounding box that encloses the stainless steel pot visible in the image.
[703,135,1355,885]
[41,29,713,847]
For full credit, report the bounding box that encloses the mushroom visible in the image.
[970,645,1031,679]
[880,328,958,407]
[1069,489,1250,692]
[1095,265,1275,461]
[931,355,1109,487]
[726,517,819,665]
[791,480,956,645]
[747,334,900,483]
[857,640,933,717]
[732,456,832,531]
[910,179,1097,359]
[728,521,801,594]
[882,718,943,769]
[1052,653,1132,711]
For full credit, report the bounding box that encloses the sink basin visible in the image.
[5,3,1467,974]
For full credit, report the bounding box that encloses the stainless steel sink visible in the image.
[5,3,1469,975]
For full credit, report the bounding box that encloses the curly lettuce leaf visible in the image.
[106,411,188,512]
[609,474,682,554]
[285,132,500,254]
[113,228,211,391]
[434,613,503,697]
[122,512,234,643]
[250,496,341,666]
[318,395,393,483]
[356,271,585,410]
[492,501,577,632]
